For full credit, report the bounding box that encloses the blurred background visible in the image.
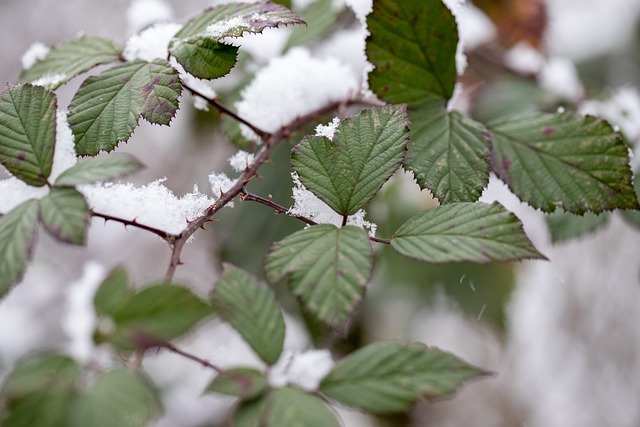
[1,0,640,426]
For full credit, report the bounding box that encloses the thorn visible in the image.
[177,260,185,266]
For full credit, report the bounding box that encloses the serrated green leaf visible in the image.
[96,282,213,351]
[0,200,39,298]
[94,266,130,317]
[291,106,409,215]
[20,36,121,90]
[546,209,609,243]
[55,153,144,186]
[0,84,56,186]
[170,2,304,79]
[38,187,89,245]
[263,387,341,427]
[67,59,181,156]
[285,0,342,50]
[233,395,269,427]
[171,38,238,80]
[406,105,491,203]
[265,225,373,328]
[320,341,488,413]
[68,369,162,427]
[391,202,545,263]
[488,113,640,214]
[206,368,267,399]
[211,264,285,365]
[366,0,458,108]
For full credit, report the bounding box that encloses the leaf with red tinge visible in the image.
[206,368,267,399]
[38,187,90,245]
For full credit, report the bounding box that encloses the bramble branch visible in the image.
[91,210,177,243]
[159,341,222,373]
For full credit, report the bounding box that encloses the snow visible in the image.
[457,4,496,50]
[126,0,174,34]
[288,172,377,236]
[81,180,213,235]
[21,42,49,69]
[268,349,334,391]
[442,0,467,75]
[0,178,48,214]
[208,172,236,203]
[539,57,584,101]
[344,0,372,24]
[123,22,182,62]
[205,17,248,39]
[50,109,78,181]
[235,48,359,140]
[227,150,255,173]
[31,73,67,89]
[580,86,640,143]
[168,58,217,112]
[504,42,545,74]
[315,117,340,140]
[62,261,106,364]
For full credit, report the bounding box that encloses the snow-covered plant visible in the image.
[0,0,638,425]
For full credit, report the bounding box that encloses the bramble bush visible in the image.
[0,0,639,426]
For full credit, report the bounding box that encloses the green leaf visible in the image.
[55,153,144,186]
[320,341,488,413]
[263,387,341,427]
[95,282,213,351]
[211,264,285,365]
[406,105,491,203]
[38,187,89,245]
[94,266,131,316]
[291,106,410,215]
[170,39,238,80]
[391,202,545,263]
[265,225,373,328]
[366,0,458,108]
[488,113,640,213]
[233,395,269,427]
[0,84,56,186]
[285,0,342,50]
[170,2,304,79]
[206,368,267,399]
[67,59,181,156]
[0,200,39,298]
[69,369,162,427]
[20,36,121,90]
[546,209,609,243]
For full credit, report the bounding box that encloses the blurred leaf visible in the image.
[406,105,491,203]
[620,171,640,229]
[67,59,181,156]
[285,0,342,50]
[211,264,285,365]
[0,200,39,298]
[69,369,162,427]
[320,341,489,413]
[19,36,121,90]
[0,84,56,186]
[206,368,267,399]
[95,282,212,351]
[264,387,341,427]
[94,266,130,316]
[488,113,639,213]
[291,106,410,215]
[473,0,547,48]
[546,209,609,243]
[366,0,458,108]
[391,202,544,263]
[233,395,269,427]
[265,224,373,328]
[55,153,144,186]
[38,187,89,245]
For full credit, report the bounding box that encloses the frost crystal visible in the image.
[81,180,213,235]
[268,349,334,391]
[123,22,182,62]
[62,261,107,364]
[21,42,49,69]
[315,117,341,140]
[236,48,359,141]
[289,172,377,236]
[209,172,236,204]
[126,0,173,34]
[228,151,255,173]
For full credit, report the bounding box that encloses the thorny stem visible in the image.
[91,210,177,243]
[164,97,380,281]
[159,342,222,372]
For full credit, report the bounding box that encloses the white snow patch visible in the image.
[81,179,213,235]
[21,42,49,69]
[539,57,584,101]
[289,172,377,236]
[50,109,78,182]
[442,0,467,75]
[228,151,255,173]
[208,172,237,204]
[62,262,107,364]
[31,73,67,89]
[0,178,48,214]
[580,86,640,143]
[345,0,372,24]
[268,349,334,391]
[123,22,182,62]
[458,4,496,50]
[205,16,248,38]
[126,0,174,34]
[236,48,359,141]
[504,42,545,75]
[315,117,340,140]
